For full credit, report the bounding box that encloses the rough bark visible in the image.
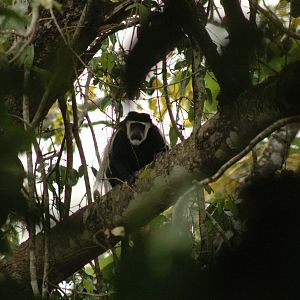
[1,60,300,298]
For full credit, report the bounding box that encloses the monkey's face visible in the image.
[126,121,151,146]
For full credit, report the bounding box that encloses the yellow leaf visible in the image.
[149,98,158,115]
[152,78,163,89]
[88,86,97,101]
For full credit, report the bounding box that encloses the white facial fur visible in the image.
[126,121,151,146]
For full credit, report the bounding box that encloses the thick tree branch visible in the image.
[222,0,248,36]
[174,0,222,82]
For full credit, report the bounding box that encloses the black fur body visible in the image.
[106,112,167,187]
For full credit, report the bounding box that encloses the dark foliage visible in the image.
[116,171,300,299]
[0,106,32,253]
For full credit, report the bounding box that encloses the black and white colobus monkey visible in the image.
[101,111,167,188]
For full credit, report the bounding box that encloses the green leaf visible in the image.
[90,167,98,177]
[67,168,79,187]
[82,278,93,293]
[48,166,79,187]
[100,52,115,73]
[101,262,115,281]
[125,3,150,28]
[204,184,214,194]
[109,33,117,46]
[125,3,141,11]
[174,60,187,70]
[184,47,193,65]
[205,88,213,103]
[99,95,112,111]
[169,127,179,147]
[225,199,238,216]
[188,106,194,123]
[99,252,114,270]
[84,266,96,277]
[204,73,219,112]
[0,7,28,27]
[78,165,86,177]
[101,37,109,51]
[138,4,150,28]
[179,69,190,96]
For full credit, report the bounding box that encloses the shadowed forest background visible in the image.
[0,0,300,299]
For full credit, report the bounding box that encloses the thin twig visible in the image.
[191,42,205,131]
[49,6,68,45]
[32,139,50,298]
[79,66,93,125]
[162,58,185,141]
[91,259,104,293]
[23,69,40,297]
[58,98,74,218]
[71,93,93,204]
[86,114,101,166]
[196,186,210,256]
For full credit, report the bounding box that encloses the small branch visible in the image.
[32,140,50,298]
[78,66,92,125]
[0,29,27,37]
[249,0,257,25]
[58,98,74,218]
[222,0,248,36]
[86,114,101,166]
[162,58,185,142]
[23,69,40,297]
[251,147,258,174]
[49,6,68,45]
[191,42,205,131]
[197,186,210,257]
[72,0,92,43]
[91,259,103,293]
[71,93,93,204]
[30,81,52,128]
